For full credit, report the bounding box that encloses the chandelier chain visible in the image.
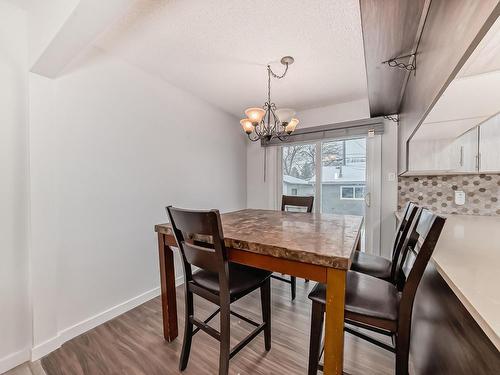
[268,63,289,79]
[266,63,289,104]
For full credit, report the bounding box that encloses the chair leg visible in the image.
[260,278,272,351]
[308,301,325,375]
[395,331,410,375]
[179,289,194,371]
[219,301,231,375]
[290,276,297,301]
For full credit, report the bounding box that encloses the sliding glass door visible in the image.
[321,138,366,216]
[282,143,316,202]
[280,136,380,253]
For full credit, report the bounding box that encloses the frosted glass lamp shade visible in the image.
[244,107,266,124]
[275,108,296,124]
[285,118,299,133]
[240,119,254,134]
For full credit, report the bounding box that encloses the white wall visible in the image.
[29,47,247,358]
[0,2,31,372]
[380,120,398,258]
[25,0,79,67]
[296,99,371,128]
[246,99,398,258]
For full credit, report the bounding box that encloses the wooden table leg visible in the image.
[323,268,347,375]
[158,233,178,341]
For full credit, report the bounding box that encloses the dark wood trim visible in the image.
[157,233,178,341]
[228,249,327,283]
[360,0,429,116]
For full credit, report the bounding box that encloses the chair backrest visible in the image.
[281,195,314,213]
[166,206,229,289]
[397,209,446,327]
[389,202,419,280]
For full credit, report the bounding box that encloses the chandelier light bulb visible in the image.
[285,118,299,134]
[275,108,296,124]
[240,119,254,134]
[244,107,266,124]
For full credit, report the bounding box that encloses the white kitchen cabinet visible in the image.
[453,127,478,172]
[408,127,478,173]
[479,113,500,172]
[409,138,455,171]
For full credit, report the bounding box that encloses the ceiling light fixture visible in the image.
[240,56,299,142]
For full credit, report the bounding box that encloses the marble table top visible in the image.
[155,209,363,269]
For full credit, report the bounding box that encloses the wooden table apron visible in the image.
[156,212,361,375]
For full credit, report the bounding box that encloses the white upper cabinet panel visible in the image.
[406,16,500,175]
[479,113,500,172]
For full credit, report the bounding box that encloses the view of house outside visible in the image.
[282,138,366,215]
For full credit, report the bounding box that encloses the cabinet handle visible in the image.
[478,153,481,171]
[459,146,464,167]
[475,154,481,170]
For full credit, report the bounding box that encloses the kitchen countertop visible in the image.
[396,211,500,349]
[156,209,363,269]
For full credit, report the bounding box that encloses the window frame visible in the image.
[340,185,365,200]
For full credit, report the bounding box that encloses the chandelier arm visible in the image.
[247,132,260,142]
[266,103,272,135]
[253,123,261,137]
[275,133,290,142]
[269,106,280,134]
[257,122,265,137]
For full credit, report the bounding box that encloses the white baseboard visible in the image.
[31,275,185,362]
[0,348,30,374]
[31,285,163,361]
[2,274,187,370]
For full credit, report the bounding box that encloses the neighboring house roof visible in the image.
[283,175,311,185]
[283,163,366,186]
[309,164,366,184]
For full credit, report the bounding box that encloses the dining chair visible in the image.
[307,208,446,375]
[351,201,418,283]
[274,195,315,300]
[166,206,272,375]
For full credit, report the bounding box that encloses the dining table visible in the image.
[154,208,363,375]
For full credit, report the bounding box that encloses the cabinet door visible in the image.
[479,113,500,172]
[454,127,478,172]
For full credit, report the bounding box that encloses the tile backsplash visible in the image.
[398,174,500,216]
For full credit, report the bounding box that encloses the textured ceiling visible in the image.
[94,0,368,116]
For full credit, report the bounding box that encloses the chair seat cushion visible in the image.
[192,263,272,298]
[308,271,400,322]
[351,251,392,280]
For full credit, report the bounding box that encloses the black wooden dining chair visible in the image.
[351,201,418,283]
[307,208,446,375]
[273,195,315,300]
[166,206,272,375]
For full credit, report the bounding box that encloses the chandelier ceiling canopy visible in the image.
[240,56,299,142]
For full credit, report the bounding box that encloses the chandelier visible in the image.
[240,56,299,142]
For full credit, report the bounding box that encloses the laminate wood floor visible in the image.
[41,280,395,375]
